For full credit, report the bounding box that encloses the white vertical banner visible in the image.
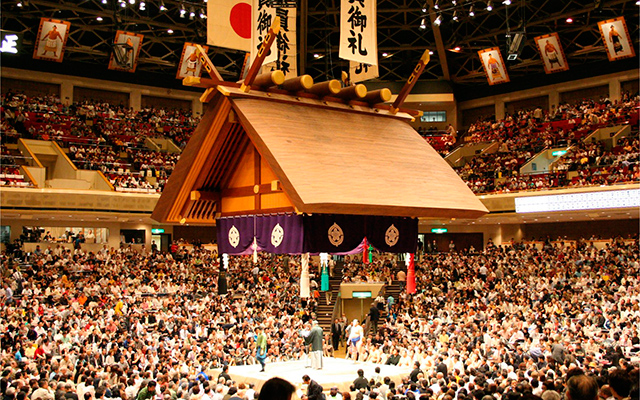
[261,7,297,78]
[339,0,377,66]
[300,252,310,298]
[349,60,379,82]
[252,0,278,67]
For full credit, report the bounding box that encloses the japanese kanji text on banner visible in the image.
[339,0,378,66]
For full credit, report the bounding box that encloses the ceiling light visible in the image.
[17,1,23,6]
[159,1,166,10]
[129,0,135,4]
[101,0,107,3]
[486,1,493,11]
[167,29,174,34]
[434,14,442,26]
[199,8,206,18]
[180,3,186,17]
[429,50,434,55]
[566,17,573,23]
[452,0,457,4]
[382,52,388,57]
[454,46,461,51]
[502,0,511,4]
[419,18,426,29]
[96,16,103,21]
[469,5,475,16]
[189,6,196,19]
[452,11,458,21]
[434,1,439,9]
[139,1,145,10]
[120,1,126,7]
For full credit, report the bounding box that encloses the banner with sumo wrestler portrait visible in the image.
[33,18,71,63]
[176,43,209,79]
[535,32,569,74]
[478,47,510,85]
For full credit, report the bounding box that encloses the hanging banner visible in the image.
[251,0,278,67]
[534,33,569,74]
[339,0,377,66]
[33,18,71,63]
[261,6,297,78]
[300,253,310,298]
[366,216,418,253]
[176,42,209,79]
[108,31,144,73]
[207,0,252,52]
[349,60,379,83]
[406,253,416,294]
[598,17,636,62]
[255,214,304,254]
[478,47,510,85]
[216,216,255,255]
[303,214,366,254]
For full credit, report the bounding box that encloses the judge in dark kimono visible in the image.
[304,320,324,370]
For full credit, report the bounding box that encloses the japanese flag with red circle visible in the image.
[207,0,252,52]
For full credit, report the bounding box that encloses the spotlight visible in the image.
[129,0,135,4]
[189,6,196,19]
[120,1,126,7]
[566,17,573,23]
[452,0,457,4]
[101,0,107,4]
[96,16,103,21]
[454,46,461,51]
[167,29,174,34]
[159,1,166,11]
[469,5,475,16]
[434,1,439,9]
[419,18,426,29]
[434,14,442,26]
[139,1,145,10]
[382,52,388,57]
[429,50,434,55]
[313,53,320,58]
[180,3,186,17]
[452,11,458,21]
[421,6,427,12]
[637,0,640,5]
[502,0,511,4]
[17,1,23,7]
[486,1,493,11]
[199,8,206,18]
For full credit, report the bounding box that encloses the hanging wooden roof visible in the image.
[152,86,488,224]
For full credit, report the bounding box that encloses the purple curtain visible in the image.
[216,216,255,255]
[366,216,418,253]
[255,214,304,254]
[303,214,366,253]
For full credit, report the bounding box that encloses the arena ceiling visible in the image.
[1,0,638,94]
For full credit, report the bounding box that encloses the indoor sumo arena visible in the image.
[0,1,638,400]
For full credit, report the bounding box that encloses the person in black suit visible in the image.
[64,383,79,400]
[436,357,448,376]
[353,369,369,391]
[302,375,323,400]
[368,303,380,335]
[331,318,342,350]
[409,361,424,383]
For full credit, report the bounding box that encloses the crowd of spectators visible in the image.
[1,92,198,193]
[0,235,638,400]
[454,93,639,194]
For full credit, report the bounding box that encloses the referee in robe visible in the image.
[305,321,324,370]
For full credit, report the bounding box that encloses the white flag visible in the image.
[207,0,252,52]
[339,0,378,66]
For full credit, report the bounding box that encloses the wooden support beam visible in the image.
[390,50,430,114]
[240,16,281,93]
[195,44,223,82]
[190,190,221,202]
